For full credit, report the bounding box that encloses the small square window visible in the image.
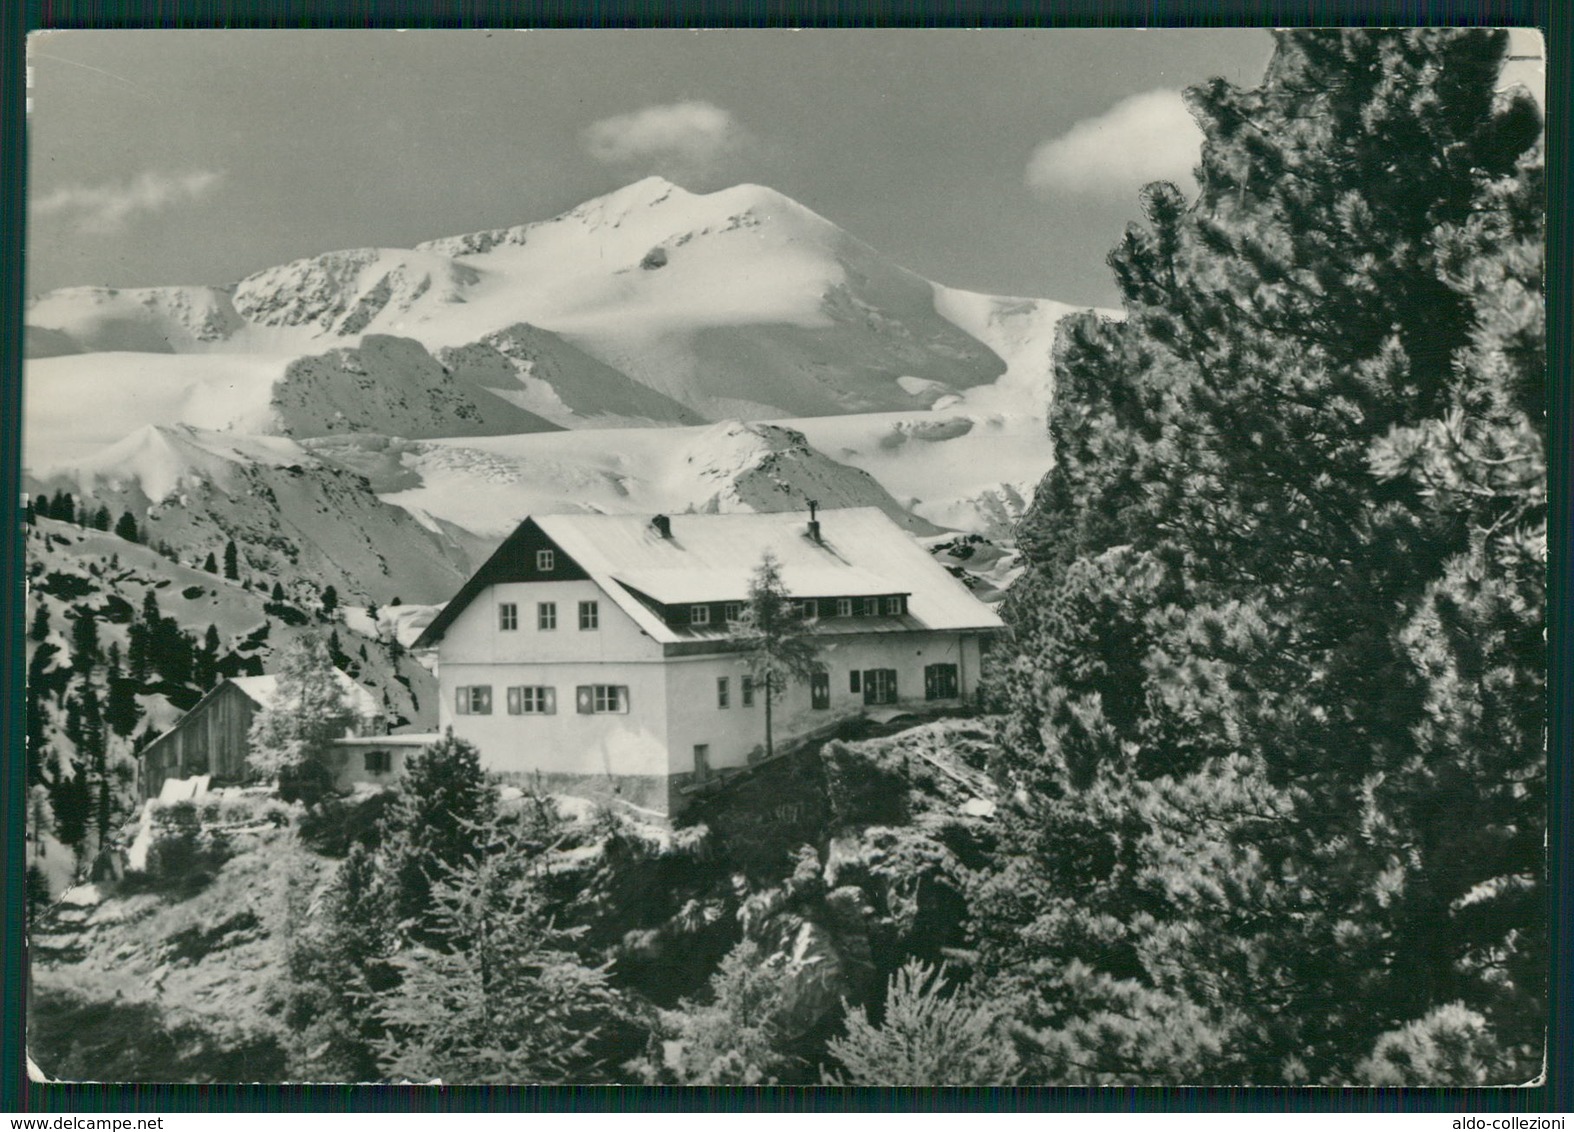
[364,750,392,773]
[538,602,557,630]
[884,596,904,616]
[536,549,555,572]
[836,598,853,617]
[717,677,730,709]
[507,686,557,715]
[798,600,818,619]
[691,605,711,625]
[498,602,518,631]
[724,602,743,623]
[579,601,599,630]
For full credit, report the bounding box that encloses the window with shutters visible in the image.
[507,686,556,715]
[498,603,518,631]
[924,663,959,701]
[538,602,557,630]
[862,669,897,706]
[742,675,755,706]
[717,677,730,709]
[691,605,711,626]
[363,750,392,773]
[811,671,830,710]
[536,549,555,572]
[576,684,628,714]
[456,685,492,714]
[849,670,861,694]
[579,601,599,630]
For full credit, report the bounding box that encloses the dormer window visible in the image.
[691,605,711,625]
[797,600,818,619]
[884,596,905,616]
[863,597,880,616]
[836,598,853,617]
[536,549,555,572]
[724,602,743,623]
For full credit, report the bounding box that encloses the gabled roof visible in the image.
[415,507,1003,649]
[229,672,381,719]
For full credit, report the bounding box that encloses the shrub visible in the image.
[823,959,1019,1085]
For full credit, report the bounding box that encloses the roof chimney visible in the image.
[806,499,821,544]
[651,514,672,539]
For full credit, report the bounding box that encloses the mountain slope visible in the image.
[28,425,474,605]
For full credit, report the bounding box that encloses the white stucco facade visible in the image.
[418,510,1003,813]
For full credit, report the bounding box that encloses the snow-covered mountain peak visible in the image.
[43,424,315,504]
[233,247,482,336]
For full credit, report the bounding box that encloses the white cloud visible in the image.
[32,169,223,233]
[1027,90,1202,197]
[583,101,748,177]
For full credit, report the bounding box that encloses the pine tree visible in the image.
[90,505,111,531]
[380,730,496,934]
[374,823,628,1084]
[24,498,35,526]
[50,770,92,852]
[203,551,219,574]
[733,552,823,760]
[114,510,140,543]
[272,581,286,602]
[126,620,151,683]
[246,634,357,805]
[223,539,240,581]
[69,609,100,674]
[321,584,339,619]
[980,29,1543,1085]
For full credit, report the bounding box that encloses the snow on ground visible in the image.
[379,419,918,538]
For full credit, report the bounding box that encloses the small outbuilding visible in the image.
[136,671,392,799]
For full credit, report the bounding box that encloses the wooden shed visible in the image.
[137,672,382,800]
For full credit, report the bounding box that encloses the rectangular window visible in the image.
[363,750,392,773]
[576,684,628,714]
[456,685,492,715]
[717,677,730,709]
[836,598,853,617]
[579,601,599,630]
[863,597,881,616]
[849,670,861,694]
[693,744,711,781]
[811,671,830,710]
[742,675,754,706]
[507,686,557,714]
[498,602,518,631]
[538,602,557,630]
[691,604,711,626]
[884,596,905,616]
[724,602,743,623]
[924,663,960,701]
[862,669,897,706]
[797,599,818,619]
[536,549,555,572]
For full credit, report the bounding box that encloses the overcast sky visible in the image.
[26,29,1283,307]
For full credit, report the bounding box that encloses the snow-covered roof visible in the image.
[417,507,1002,649]
[229,671,381,719]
